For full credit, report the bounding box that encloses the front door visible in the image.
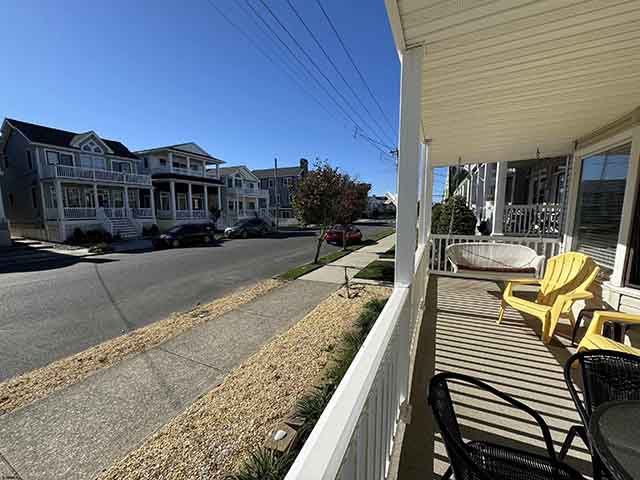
[112,190,124,208]
[97,189,110,208]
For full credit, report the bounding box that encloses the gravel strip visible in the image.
[98,285,392,480]
[0,279,283,416]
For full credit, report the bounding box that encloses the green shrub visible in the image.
[294,384,335,441]
[225,449,294,480]
[71,227,86,244]
[431,195,476,235]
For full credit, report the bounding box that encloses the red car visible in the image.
[324,225,363,245]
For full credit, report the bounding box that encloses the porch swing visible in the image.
[444,152,548,280]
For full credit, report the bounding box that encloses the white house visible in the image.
[136,143,225,231]
[218,166,270,226]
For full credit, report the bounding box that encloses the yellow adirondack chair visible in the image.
[498,252,600,344]
[577,310,640,355]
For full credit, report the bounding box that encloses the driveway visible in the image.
[0,223,391,381]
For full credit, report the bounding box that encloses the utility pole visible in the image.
[274,157,279,232]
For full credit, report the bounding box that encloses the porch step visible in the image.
[109,218,138,239]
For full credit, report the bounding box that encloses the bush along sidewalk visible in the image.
[226,297,388,480]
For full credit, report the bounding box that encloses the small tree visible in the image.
[431,195,476,235]
[293,162,368,262]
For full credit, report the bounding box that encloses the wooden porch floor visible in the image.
[397,276,592,479]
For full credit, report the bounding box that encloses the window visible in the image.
[159,192,170,210]
[26,151,33,170]
[574,143,631,270]
[94,157,106,170]
[65,187,82,207]
[227,177,233,188]
[31,188,38,209]
[112,160,131,173]
[80,155,93,168]
[192,195,203,210]
[234,178,242,188]
[128,190,138,208]
[85,190,95,208]
[8,193,15,208]
[228,200,234,211]
[143,157,149,169]
[269,179,274,188]
[626,181,640,289]
[177,192,187,210]
[46,151,59,165]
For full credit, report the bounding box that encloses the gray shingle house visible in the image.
[252,158,308,224]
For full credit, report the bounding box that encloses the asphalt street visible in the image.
[0,223,391,381]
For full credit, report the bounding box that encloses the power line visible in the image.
[314,0,396,134]
[205,0,341,126]
[283,0,396,146]
[254,0,392,150]
[206,0,395,170]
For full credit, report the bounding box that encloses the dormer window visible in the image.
[81,140,103,154]
[83,145,91,152]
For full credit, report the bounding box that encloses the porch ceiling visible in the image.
[386,0,640,166]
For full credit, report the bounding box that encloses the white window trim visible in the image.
[566,125,640,287]
[112,159,132,173]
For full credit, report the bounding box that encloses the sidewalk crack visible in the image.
[156,347,226,373]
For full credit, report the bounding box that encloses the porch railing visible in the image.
[63,207,96,219]
[103,208,126,218]
[285,245,428,480]
[131,208,153,218]
[503,203,563,236]
[192,210,208,218]
[428,234,564,274]
[157,210,173,220]
[41,164,151,186]
[176,210,191,219]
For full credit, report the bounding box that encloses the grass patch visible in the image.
[354,260,395,282]
[276,229,395,281]
[226,297,388,480]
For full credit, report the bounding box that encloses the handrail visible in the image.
[285,286,410,480]
[41,164,151,185]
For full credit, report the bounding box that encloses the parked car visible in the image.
[224,218,272,238]
[324,224,363,245]
[153,224,216,248]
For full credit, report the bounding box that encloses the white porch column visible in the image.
[149,187,156,222]
[217,186,222,210]
[492,161,508,235]
[418,142,433,247]
[55,180,64,220]
[124,185,129,214]
[563,149,581,251]
[204,184,208,214]
[93,184,99,210]
[186,156,190,170]
[395,45,423,288]
[187,183,193,217]
[168,152,174,173]
[612,123,640,286]
[169,181,176,220]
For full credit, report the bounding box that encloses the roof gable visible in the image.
[220,165,260,182]
[171,142,210,156]
[70,131,114,154]
[4,118,139,159]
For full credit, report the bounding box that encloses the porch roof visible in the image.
[385,0,640,166]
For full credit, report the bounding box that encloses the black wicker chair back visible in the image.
[561,350,640,480]
[428,372,585,480]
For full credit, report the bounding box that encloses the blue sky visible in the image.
[1,0,446,198]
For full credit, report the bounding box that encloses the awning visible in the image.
[385,0,640,166]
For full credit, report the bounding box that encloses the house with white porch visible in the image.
[447,156,568,236]
[284,2,640,480]
[136,143,225,230]
[218,166,270,226]
[0,118,153,241]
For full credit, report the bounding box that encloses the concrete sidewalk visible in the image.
[0,280,336,480]
[300,233,396,284]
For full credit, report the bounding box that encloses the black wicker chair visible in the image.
[428,372,585,480]
[559,350,640,480]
